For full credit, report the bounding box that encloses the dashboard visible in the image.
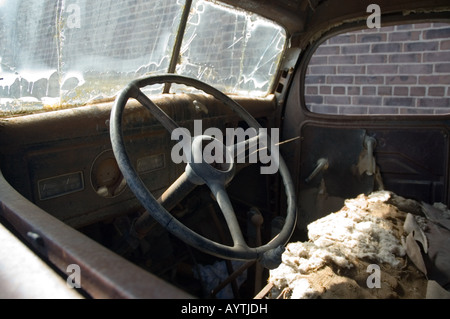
[0,94,275,229]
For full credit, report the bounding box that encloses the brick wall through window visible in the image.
[305,23,450,115]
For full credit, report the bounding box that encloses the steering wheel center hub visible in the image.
[185,135,236,186]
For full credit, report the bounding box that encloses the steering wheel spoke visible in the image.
[134,87,181,135]
[207,181,247,249]
[227,133,260,162]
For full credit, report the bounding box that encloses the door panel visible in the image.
[280,20,450,233]
[368,127,448,204]
[297,125,375,229]
[283,117,450,234]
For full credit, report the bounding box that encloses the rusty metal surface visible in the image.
[0,222,84,299]
[0,170,193,299]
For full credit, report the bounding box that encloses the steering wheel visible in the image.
[110,74,296,269]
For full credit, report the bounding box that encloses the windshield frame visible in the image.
[0,0,287,117]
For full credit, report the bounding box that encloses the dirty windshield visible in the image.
[0,0,285,116]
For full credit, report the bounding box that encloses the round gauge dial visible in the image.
[90,150,127,198]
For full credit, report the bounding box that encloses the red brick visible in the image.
[372,43,401,53]
[337,65,365,74]
[357,54,387,64]
[305,95,323,104]
[399,108,434,115]
[428,87,446,96]
[325,96,351,104]
[368,107,399,115]
[362,87,376,95]
[388,31,420,41]
[399,64,433,74]
[309,56,328,65]
[424,52,450,62]
[441,40,450,50]
[333,86,346,95]
[419,75,450,85]
[342,44,370,54]
[384,97,414,107]
[309,65,336,74]
[357,33,387,43]
[393,86,409,96]
[355,76,384,84]
[378,86,392,95]
[433,23,450,28]
[353,96,382,105]
[418,98,450,107]
[305,75,326,84]
[404,41,439,52]
[305,86,318,94]
[424,28,450,40]
[319,86,332,94]
[328,55,356,64]
[347,86,361,95]
[309,105,338,114]
[339,106,368,115]
[435,63,450,73]
[386,75,417,85]
[410,86,426,96]
[327,75,354,84]
[389,53,421,63]
[367,65,398,74]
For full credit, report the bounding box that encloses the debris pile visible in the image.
[267,191,450,299]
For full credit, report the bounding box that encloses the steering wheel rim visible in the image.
[110,74,296,268]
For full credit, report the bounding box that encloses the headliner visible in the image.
[219,0,450,47]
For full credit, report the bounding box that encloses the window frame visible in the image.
[299,14,450,119]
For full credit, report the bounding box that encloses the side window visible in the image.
[305,22,450,115]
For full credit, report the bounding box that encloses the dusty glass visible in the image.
[176,0,286,96]
[0,0,286,116]
[0,0,184,114]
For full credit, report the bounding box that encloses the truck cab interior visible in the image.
[0,0,449,299]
